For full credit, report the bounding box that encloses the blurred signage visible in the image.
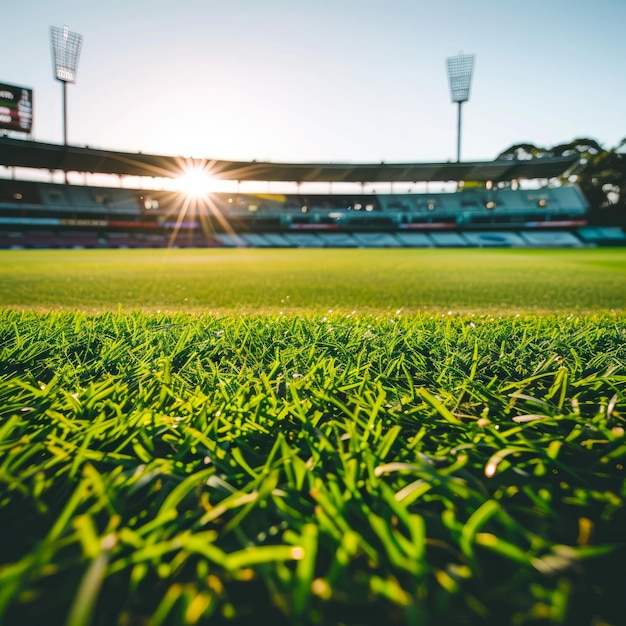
[0,83,33,133]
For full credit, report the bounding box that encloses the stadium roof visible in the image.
[0,137,577,183]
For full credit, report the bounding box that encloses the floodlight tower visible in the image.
[446,53,475,162]
[50,25,83,145]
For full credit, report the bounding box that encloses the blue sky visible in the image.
[3,0,625,163]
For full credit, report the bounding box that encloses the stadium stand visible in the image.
[240,233,272,247]
[105,233,141,248]
[0,137,623,249]
[394,232,434,247]
[280,233,324,248]
[519,231,585,247]
[315,233,361,248]
[60,231,103,248]
[352,233,403,247]
[213,233,247,248]
[577,226,626,245]
[262,233,291,247]
[462,232,527,247]
[428,232,470,247]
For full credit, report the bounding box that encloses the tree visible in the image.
[497,138,626,226]
[496,143,549,160]
[555,138,626,226]
[550,137,604,159]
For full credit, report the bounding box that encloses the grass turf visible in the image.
[0,248,625,314]
[0,249,625,625]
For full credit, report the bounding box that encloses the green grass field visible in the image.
[1,248,625,626]
[1,248,625,314]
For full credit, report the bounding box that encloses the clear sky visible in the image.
[3,0,626,164]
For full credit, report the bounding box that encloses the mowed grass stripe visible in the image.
[0,248,625,313]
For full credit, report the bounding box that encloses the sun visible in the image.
[168,160,239,249]
[175,167,216,198]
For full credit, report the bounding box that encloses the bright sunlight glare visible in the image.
[175,168,216,198]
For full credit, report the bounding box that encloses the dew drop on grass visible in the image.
[290,547,305,560]
[312,578,331,599]
[485,461,498,478]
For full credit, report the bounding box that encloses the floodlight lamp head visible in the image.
[50,25,83,83]
[446,53,475,103]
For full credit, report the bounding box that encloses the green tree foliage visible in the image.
[498,138,626,226]
[496,143,549,160]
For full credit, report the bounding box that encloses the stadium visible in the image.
[1,42,624,251]
[2,135,625,250]
[2,27,626,626]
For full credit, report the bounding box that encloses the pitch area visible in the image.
[0,247,625,314]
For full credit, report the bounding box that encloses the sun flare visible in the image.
[175,168,216,198]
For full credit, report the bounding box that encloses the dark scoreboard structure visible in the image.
[0,82,33,134]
